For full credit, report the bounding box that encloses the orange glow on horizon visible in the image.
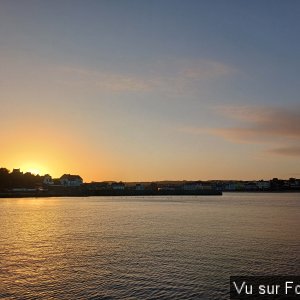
[1,110,297,182]
[19,163,48,176]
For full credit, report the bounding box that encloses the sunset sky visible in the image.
[1,0,299,182]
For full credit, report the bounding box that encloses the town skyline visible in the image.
[1,166,300,197]
[1,1,300,181]
[1,166,299,184]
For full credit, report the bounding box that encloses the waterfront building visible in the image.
[111,182,125,190]
[60,174,83,187]
[43,174,54,185]
[183,182,203,191]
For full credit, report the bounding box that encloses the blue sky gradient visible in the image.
[1,0,299,181]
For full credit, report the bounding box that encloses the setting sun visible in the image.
[20,163,47,176]
[26,168,42,175]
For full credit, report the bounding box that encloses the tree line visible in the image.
[0,168,44,189]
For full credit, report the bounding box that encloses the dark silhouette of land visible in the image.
[0,167,42,189]
[0,167,300,198]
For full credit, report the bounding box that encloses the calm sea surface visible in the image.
[0,193,299,299]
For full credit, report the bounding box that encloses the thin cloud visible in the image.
[213,105,272,123]
[211,106,300,142]
[178,126,208,135]
[181,105,300,157]
[56,59,235,94]
[181,60,235,80]
[208,128,269,144]
[268,146,300,157]
[58,67,152,92]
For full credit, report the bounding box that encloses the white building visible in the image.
[60,174,83,187]
[256,180,270,190]
[111,182,125,190]
[43,174,54,185]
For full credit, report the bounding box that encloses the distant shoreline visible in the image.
[2,190,300,198]
[0,189,222,198]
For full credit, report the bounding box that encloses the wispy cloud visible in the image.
[56,59,235,94]
[211,106,300,142]
[181,105,300,157]
[178,126,208,135]
[58,67,152,92]
[181,60,235,80]
[268,146,300,157]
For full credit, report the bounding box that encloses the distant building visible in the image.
[135,184,144,191]
[245,182,258,191]
[87,182,109,190]
[289,178,300,188]
[183,182,203,191]
[201,182,212,190]
[235,182,245,190]
[224,182,236,191]
[60,174,83,187]
[148,182,158,192]
[256,180,270,190]
[111,182,125,190]
[43,174,54,185]
[158,186,176,191]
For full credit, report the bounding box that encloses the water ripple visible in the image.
[0,194,299,299]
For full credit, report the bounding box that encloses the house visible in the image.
[158,185,176,191]
[111,182,125,190]
[201,182,213,190]
[256,180,270,190]
[245,182,258,191]
[183,182,203,191]
[224,182,236,191]
[43,174,54,185]
[235,182,245,190]
[289,178,300,188]
[135,184,145,191]
[60,174,83,187]
[87,182,109,190]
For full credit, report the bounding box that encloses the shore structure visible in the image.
[0,180,222,198]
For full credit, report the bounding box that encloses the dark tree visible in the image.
[0,168,10,189]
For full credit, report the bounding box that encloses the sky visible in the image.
[0,0,299,182]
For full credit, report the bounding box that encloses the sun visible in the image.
[26,168,42,175]
[20,163,47,176]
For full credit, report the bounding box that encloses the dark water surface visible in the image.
[0,193,299,299]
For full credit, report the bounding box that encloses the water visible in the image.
[0,193,299,299]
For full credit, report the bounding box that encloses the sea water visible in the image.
[0,193,299,299]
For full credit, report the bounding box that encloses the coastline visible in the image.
[2,190,300,199]
[0,189,222,198]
